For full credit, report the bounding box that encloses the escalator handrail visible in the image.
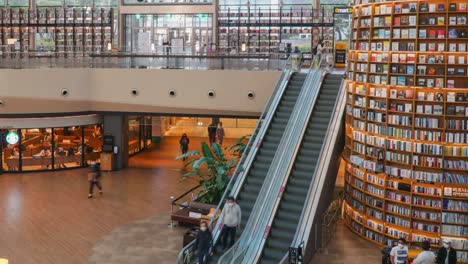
[176,56,293,264]
[244,59,328,264]
[209,69,293,246]
[221,57,324,264]
[285,77,347,262]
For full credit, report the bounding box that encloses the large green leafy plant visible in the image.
[176,142,236,204]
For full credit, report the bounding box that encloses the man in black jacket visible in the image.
[436,240,457,264]
[207,123,216,146]
[194,221,212,264]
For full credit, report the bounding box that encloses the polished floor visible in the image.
[0,135,378,264]
[310,221,381,264]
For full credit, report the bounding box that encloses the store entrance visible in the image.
[128,116,257,168]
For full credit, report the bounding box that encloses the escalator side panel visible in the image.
[302,112,345,263]
[259,74,343,264]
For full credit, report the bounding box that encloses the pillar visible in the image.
[151,116,163,144]
[103,114,129,170]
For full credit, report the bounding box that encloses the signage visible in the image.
[188,212,202,219]
[334,7,353,14]
[6,132,19,145]
[444,187,468,197]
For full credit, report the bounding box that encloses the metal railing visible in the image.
[285,77,347,263]
[176,55,294,264]
[0,50,313,71]
[218,57,324,264]
[319,194,344,252]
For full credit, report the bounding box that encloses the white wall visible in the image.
[0,69,280,116]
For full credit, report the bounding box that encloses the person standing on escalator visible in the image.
[220,196,241,250]
[195,221,212,264]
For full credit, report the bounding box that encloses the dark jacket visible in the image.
[194,229,212,252]
[436,247,457,264]
[90,163,101,179]
[179,136,190,147]
[208,125,216,135]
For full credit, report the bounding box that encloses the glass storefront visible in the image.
[128,116,152,156]
[1,125,103,173]
[218,0,316,53]
[123,14,213,54]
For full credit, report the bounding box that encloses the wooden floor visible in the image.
[0,136,226,264]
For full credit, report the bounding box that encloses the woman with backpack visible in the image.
[179,133,190,160]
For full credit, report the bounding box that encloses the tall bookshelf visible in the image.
[0,7,113,56]
[217,5,334,54]
[344,0,468,263]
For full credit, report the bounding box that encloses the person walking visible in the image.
[208,123,216,146]
[88,161,103,198]
[313,38,325,60]
[436,240,457,264]
[179,133,190,161]
[389,238,409,264]
[292,46,303,72]
[220,196,241,250]
[194,221,212,264]
[216,122,225,145]
[413,241,436,264]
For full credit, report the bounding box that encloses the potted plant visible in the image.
[176,142,236,205]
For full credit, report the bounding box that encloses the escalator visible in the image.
[209,72,308,259]
[259,74,343,263]
[237,72,307,231]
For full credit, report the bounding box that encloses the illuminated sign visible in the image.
[334,7,353,14]
[6,132,19,145]
[444,187,468,197]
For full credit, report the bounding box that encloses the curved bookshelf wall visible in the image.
[344,0,468,262]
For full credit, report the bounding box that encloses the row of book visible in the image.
[442,225,467,237]
[367,134,386,147]
[445,133,468,143]
[366,229,383,243]
[413,209,441,221]
[442,199,468,211]
[413,197,442,208]
[446,120,468,130]
[412,234,439,244]
[353,142,366,155]
[414,143,443,155]
[385,226,410,240]
[412,222,440,233]
[444,160,468,170]
[386,190,411,203]
[414,118,440,129]
[385,202,411,216]
[354,52,468,65]
[447,105,468,116]
[444,146,468,157]
[442,212,467,224]
[413,186,442,196]
[366,195,384,209]
[415,130,442,141]
[386,214,411,228]
[387,151,411,164]
[367,207,384,220]
[413,155,441,168]
[366,219,383,232]
[366,184,385,197]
